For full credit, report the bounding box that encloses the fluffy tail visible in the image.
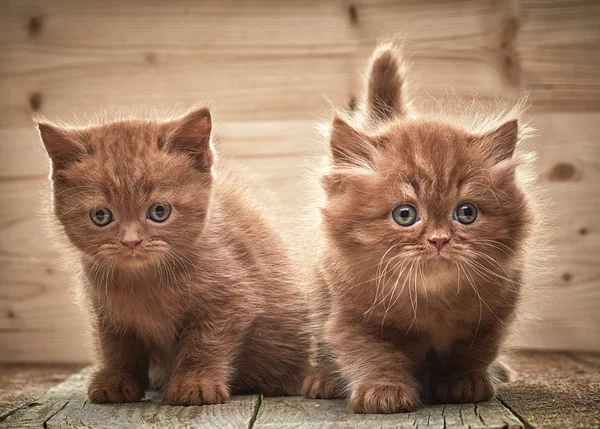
[364,42,407,123]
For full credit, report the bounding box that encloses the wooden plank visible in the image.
[0,367,260,428]
[0,0,528,128]
[2,0,597,130]
[253,396,522,429]
[519,0,600,111]
[509,112,600,351]
[498,350,600,429]
[0,363,83,419]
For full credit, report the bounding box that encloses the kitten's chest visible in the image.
[384,288,487,352]
[102,286,181,349]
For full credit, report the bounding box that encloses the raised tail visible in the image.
[364,42,407,123]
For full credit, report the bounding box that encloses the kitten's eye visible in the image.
[147,203,172,222]
[90,208,113,226]
[392,204,419,227]
[454,202,478,225]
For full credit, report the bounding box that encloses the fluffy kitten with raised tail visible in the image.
[303,42,542,413]
[37,106,309,405]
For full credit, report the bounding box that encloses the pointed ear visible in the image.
[330,116,375,167]
[37,122,86,169]
[165,107,214,171]
[479,119,519,163]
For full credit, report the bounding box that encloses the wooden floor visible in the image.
[0,351,598,429]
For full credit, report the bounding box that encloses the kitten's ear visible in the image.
[365,42,407,123]
[478,119,519,163]
[165,107,214,171]
[330,116,375,166]
[36,122,86,169]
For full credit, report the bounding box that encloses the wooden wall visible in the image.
[0,0,599,362]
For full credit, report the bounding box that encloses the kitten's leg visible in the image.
[328,313,421,413]
[432,326,503,404]
[166,319,245,406]
[302,341,344,399]
[88,327,149,403]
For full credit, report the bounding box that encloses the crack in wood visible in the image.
[248,393,262,429]
[496,396,534,429]
[42,400,68,428]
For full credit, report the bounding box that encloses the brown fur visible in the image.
[37,106,309,405]
[303,43,538,413]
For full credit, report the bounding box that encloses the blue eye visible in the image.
[392,204,419,226]
[147,203,172,222]
[90,208,113,226]
[454,202,478,225]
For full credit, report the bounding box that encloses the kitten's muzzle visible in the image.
[121,239,143,250]
[427,237,450,253]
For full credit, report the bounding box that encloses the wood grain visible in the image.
[253,396,522,429]
[2,352,599,428]
[519,0,600,111]
[0,367,260,429]
[497,350,600,429]
[0,363,83,419]
[0,0,565,128]
[0,367,522,429]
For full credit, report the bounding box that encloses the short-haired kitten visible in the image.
[303,43,538,413]
[37,106,309,405]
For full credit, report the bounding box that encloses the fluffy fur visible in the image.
[37,106,309,405]
[303,42,543,413]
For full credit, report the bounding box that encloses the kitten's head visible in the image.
[321,43,533,290]
[37,107,215,271]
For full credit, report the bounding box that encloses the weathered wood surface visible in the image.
[498,350,600,429]
[1,351,599,428]
[0,363,83,419]
[0,367,260,429]
[0,369,520,429]
[253,397,522,429]
[1,0,600,362]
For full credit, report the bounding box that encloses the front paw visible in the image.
[302,367,343,399]
[166,372,231,406]
[350,381,421,414]
[88,368,146,403]
[435,372,494,403]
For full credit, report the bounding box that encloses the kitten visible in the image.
[303,43,539,413]
[37,106,309,405]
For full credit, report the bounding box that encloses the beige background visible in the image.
[0,0,599,362]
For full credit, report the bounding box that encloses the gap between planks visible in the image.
[0,366,524,429]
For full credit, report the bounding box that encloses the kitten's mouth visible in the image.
[120,249,147,263]
[429,250,451,261]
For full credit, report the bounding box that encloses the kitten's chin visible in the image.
[426,252,453,264]
[423,254,454,274]
[116,251,152,269]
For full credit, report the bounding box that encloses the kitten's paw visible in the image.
[302,367,343,399]
[88,369,146,403]
[350,382,421,414]
[491,359,515,384]
[166,372,231,406]
[435,372,494,403]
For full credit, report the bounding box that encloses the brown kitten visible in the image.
[303,43,540,413]
[37,106,309,405]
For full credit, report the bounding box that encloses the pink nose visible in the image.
[428,237,450,252]
[120,239,142,250]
